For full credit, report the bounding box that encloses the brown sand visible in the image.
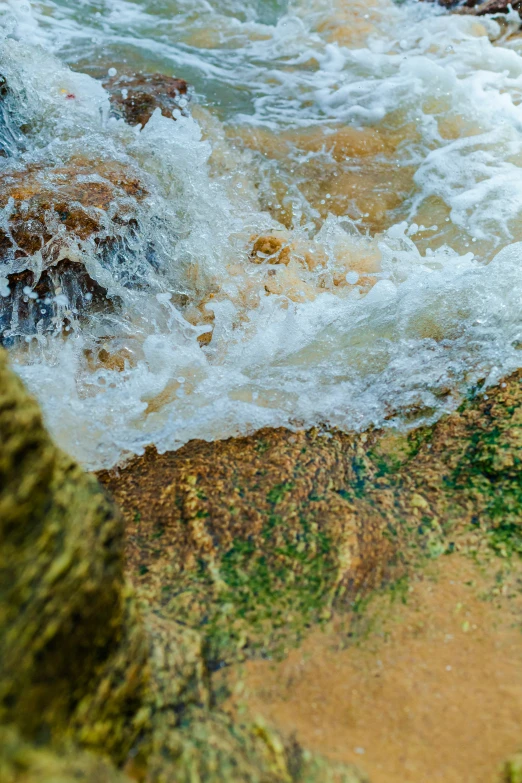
[220,554,522,783]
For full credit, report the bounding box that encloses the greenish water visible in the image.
[2,0,522,468]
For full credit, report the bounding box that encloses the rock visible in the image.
[0,726,130,783]
[0,260,106,344]
[430,0,521,14]
[456,0,521,14]
[104,72,191,128]
[99,427,399,667]
[0,68,193,345]
[0,346,366,782]
[4,337,522,779]
[0,158,149,344]
[0,346,150,760]
[99,369,522,670]
[250,234,292,265]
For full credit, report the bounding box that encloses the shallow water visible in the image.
[2,0,522,468]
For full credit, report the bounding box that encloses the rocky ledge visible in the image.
[99,369,522,670]
[0,346,364,783]
[2,343,522,780]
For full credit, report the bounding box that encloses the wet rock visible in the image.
[250,234,291,265]
[429,0,522,14]
[99,427,405,666]
[0,158,149,344]
[1,261,106,345]
[99,368,522,670]
[0,346,366,782]
[104,72,191,128]
[455,0,522,14]
[0,347,150,760]
[5,339,522,779]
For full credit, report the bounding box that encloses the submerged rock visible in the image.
[0,158,149,344]
[99,369,522,670]
[0,67,192,345]
[0,346,366,782]
[104,72,191,128]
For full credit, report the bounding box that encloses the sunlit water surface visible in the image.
[2,0,522,468]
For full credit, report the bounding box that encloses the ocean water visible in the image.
[2,0,522,469]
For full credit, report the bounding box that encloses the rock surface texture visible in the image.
[3,350,522,779]
[0,158,148,343]
[104,72,191,128]
[0,345,365,782]
[99,370,522,669]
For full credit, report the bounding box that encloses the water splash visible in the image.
[1,0,522,468]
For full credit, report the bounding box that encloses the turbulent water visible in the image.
[2,0,522,468]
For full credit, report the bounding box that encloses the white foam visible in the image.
[2,0,522,468]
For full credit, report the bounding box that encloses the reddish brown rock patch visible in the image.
[0,157,148,342]
[104,72,190,128]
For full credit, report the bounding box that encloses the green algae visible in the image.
[99,369,522,679]
[166,512,339,667]
[504,754,522,783]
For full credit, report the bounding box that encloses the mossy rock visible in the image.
[0,347,149,759]
[0,347,366,782]
[100,371,522,668]
[0,727,129,783]
[99,427,399,666]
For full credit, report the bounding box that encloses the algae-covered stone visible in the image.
[0,727,129,783]
[100,371,522,669]
[100,428,399,665]
[0,346,366,782]
[0,347,150,760]
[148,711,366,783]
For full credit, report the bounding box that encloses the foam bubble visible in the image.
[2,0,522,468]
